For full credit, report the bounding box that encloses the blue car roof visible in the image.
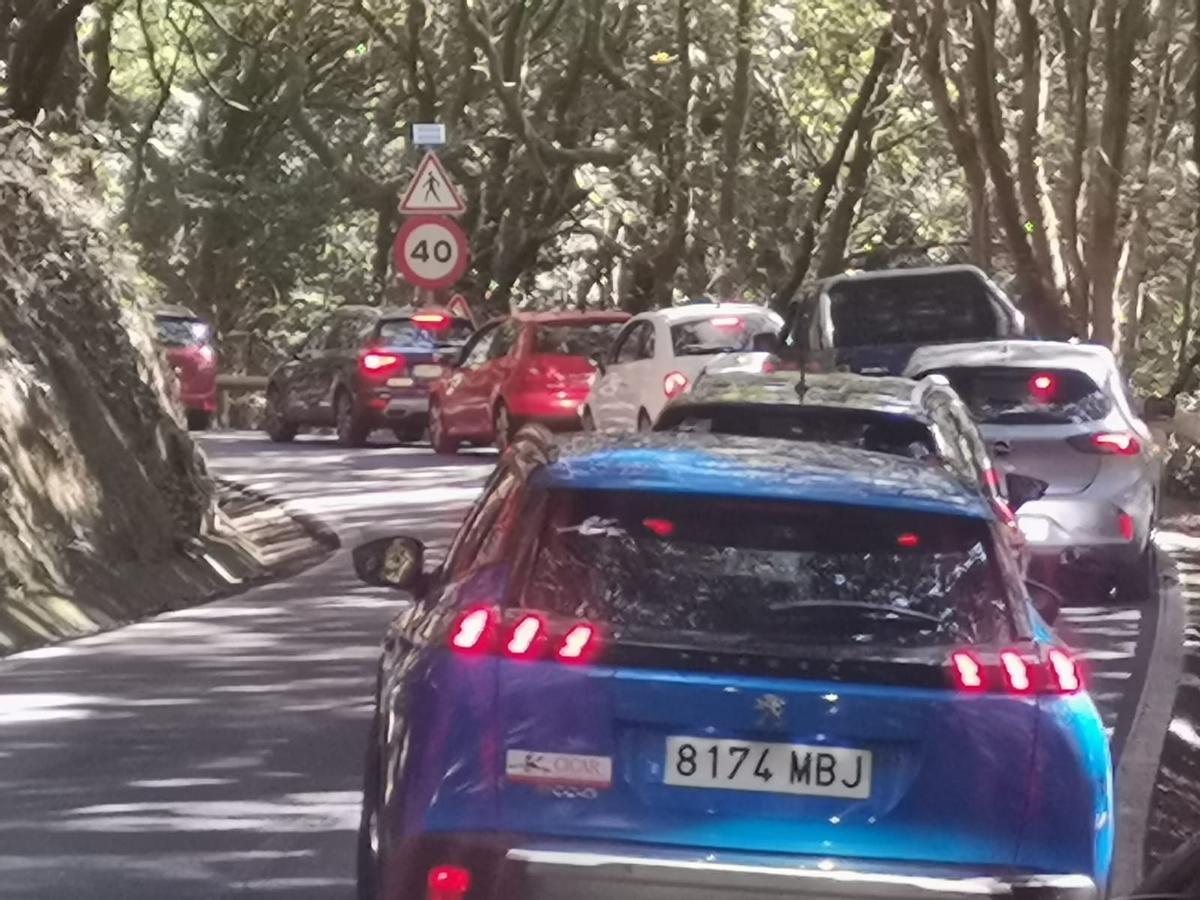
[537,434,990,519]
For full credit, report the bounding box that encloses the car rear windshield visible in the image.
[656,405,938,461]
[379,317,474,347]
[534,322,625,357]
[517,490,1011,649]
[155,317,209,347]
[924,367,1111,424]
[827,272,999,347]
[671,313,779,356]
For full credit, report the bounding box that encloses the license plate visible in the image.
[413,364,443,379]
[663,736,871,799]
[387,377,415,387]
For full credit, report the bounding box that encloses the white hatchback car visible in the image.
[581,303,783,432]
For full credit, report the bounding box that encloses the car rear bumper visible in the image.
[506,845,1096,900]
[1016,490,1154,555]
[382,836,1097,900]
[507,389,589,425]
[179,389,217,412]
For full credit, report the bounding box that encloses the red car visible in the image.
[428,311,630,454]
[154,306,218,430]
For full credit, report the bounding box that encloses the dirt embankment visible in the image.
[0,123,223,654]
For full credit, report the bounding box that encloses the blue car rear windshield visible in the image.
[828,272,998,348]
[518,491,1013,649]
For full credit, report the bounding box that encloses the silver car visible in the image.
[904,340,1159,597]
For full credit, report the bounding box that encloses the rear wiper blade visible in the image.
[765,600,947,626]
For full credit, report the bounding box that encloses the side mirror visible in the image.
[589,353,607,376]
[1006,473,1049,510]
[1024,578,1063,625]
[352,537,426,591]
[753,332,781,353]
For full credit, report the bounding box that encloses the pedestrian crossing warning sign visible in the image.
[398,152,466,215]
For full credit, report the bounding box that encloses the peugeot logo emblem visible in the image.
[756,694,787,725]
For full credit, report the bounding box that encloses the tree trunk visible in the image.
[83,0,116,121]
[910,0,991,269]
[6,0,89,123]
[715,0,754,294]
[1054,0,1096,323]
[1118,0,1177,369]
[772,22,896,309]
[1013,0,1067,305]
[1174,0,1200,380]
[966,0,1071,335]
[1083,0,1145,347]
[817,56,897,278]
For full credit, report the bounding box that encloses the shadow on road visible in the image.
[0,432,491,899]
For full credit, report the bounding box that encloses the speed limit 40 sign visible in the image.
[393,215,469,290]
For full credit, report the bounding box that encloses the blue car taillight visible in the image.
[448,606,601,664]
[950,648,1082,695]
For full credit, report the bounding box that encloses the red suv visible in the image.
[428,311,629,453]
[154,307,218,430]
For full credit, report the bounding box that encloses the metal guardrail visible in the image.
[216,374,269,391]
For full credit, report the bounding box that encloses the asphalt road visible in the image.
[0,430,1171,898]
[0,432,495,899]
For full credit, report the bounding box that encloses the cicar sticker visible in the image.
[505,750,613,788]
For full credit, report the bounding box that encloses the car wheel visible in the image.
[494,402,514,451]
[336,391,371,448]
[1116,544,1156,602]
[263,390,298,443]
[186,409,212,432]
[356,712,383,900]
[581,408,596,432]
[636,410,653,432]
[428,401,458,455]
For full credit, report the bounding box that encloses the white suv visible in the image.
[581,303,783,432]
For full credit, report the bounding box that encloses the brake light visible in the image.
[711,316,743,328]
[1075,432,1141,455]
[427,865,471,899]
[557,623,598,662]
[643,518,676,537]
[1046,648,1082,693]
[951,649,1085,694]
[414,313,449,325]
[664,371,689,399]
[950,651,986,691]
[450,607,493,652]
[1118,511,1135,542]
[1029,372,1057,402]
[999,650,1033,693]
[896,532,920,548]
[196,345,216,366]
[360,351,404,375]
[505,614,545,657]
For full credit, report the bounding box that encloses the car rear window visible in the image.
[924,367,1111,424]
[155,317,209,347]
[671,313,779,356]
[378,317,474,347]
[656,405,938,461]
[533,322,625,357]
[517,490,1011,649]
[828,272,998,347]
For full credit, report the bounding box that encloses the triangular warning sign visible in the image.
[398,152,466,215]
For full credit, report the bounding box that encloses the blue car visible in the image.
[353,429,1112,900]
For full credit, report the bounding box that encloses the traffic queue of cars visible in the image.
[339,265,1157,899]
